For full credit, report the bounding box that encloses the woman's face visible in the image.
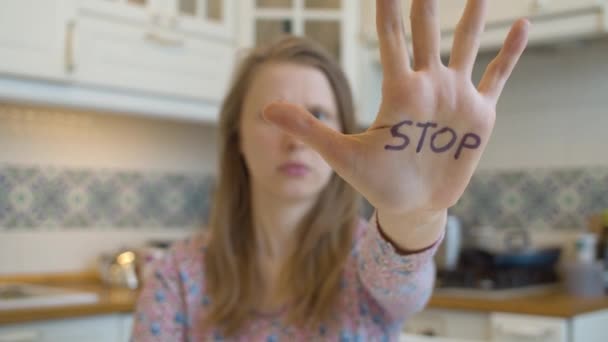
[239,62,342,202]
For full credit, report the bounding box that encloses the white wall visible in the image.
[0,103,219,274]
[476,38,608,170]
[359,38,608,171]
[0,103,218,173]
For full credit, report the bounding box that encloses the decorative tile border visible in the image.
[0,164,214,230]
[1,164,606,231]
[449,166,608,230]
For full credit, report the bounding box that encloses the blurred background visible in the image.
[0,1,608,341]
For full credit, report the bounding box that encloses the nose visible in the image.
[281,131,306,151]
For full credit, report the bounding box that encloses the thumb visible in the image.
[263,102,357,180]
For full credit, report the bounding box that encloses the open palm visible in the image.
[264,0,529,215]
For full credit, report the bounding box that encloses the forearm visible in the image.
[355,212,443,321]
[377,208,447,252]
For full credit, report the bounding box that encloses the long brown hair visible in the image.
[204,36,360,335]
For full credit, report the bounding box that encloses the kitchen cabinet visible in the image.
[69,0,237,107]
[570,309,608,342]
[78,0,234,40]
[491,310,608,342]
[405,308,608,342]
[490,313,568,342]
[118,313,134,342]
[237,0,360,121]
[361,0,608,55]
[0,0,237,123]
[404,308,490,341]
[0,314,132,342]
[0,0,73,81]
[492,311,608,342]
[71,14,233,103]
[356,0,608,127]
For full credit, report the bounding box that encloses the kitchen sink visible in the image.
[0,283,99,310]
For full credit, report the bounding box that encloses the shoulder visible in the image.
[146,231,209,284]
[163,230,210,270]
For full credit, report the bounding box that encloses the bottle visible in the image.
[601,210,608,293]
[598,209,608,268]
[595,209,608,264]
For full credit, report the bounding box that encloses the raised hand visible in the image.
[264,0,529,220]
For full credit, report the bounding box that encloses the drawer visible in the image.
[0,315,121,342]
[490,313,568,342]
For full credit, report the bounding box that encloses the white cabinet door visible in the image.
[72,14,234,103]
[438,0,607,49]
[241,0,359,82]
[240,0,361,123]
[571,309,608,342]
[0,315,121,342]
[77,0,154,25]
[546,0,604,13]
[490,313,568,342]
[362,0,608,54]
[0,0,72,81]
[404,309,490,341]
[118,313,134,342]
[78,0,235,41]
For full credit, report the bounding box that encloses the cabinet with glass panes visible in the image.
[238,0,359,96]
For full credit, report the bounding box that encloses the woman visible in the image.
[132,0,529,340]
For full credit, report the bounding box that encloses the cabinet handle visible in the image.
[420,328,437,337]
[65,20,76,73]
[143,32,184,47]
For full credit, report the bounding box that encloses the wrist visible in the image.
[376,208,447,251]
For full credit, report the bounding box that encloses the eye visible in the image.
[310,108,329,121]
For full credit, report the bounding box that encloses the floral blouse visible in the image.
[132,212,442,341]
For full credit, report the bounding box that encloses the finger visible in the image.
[263,102,358,180]
[376,0,411,76]
[478,19,530,101]
[410,0,442,70]
[448,0,488,75]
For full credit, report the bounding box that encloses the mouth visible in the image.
[278,162,311,177]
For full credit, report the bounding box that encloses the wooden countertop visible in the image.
[429,289,608,318]
[0,272,139,325]
[1,272,608,325]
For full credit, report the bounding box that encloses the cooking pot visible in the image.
[459,247,562,268]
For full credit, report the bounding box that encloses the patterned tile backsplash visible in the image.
[449,166,608,230]
[0,164,214,230]
[0,164,606,231]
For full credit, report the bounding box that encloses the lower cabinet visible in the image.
[490,313,567,342]
[404,309,608,342]
[404,309,490,341]
[0,314,133,342]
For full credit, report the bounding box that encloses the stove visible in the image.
[434,248,562,298]
[437,266,560,290]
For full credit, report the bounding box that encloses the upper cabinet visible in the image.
[73,0,235,103]
[0,0,237,122]
[78,0,234,40]
[237,0,359,99]
[362,0,608,55]
[0,0,72,81]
